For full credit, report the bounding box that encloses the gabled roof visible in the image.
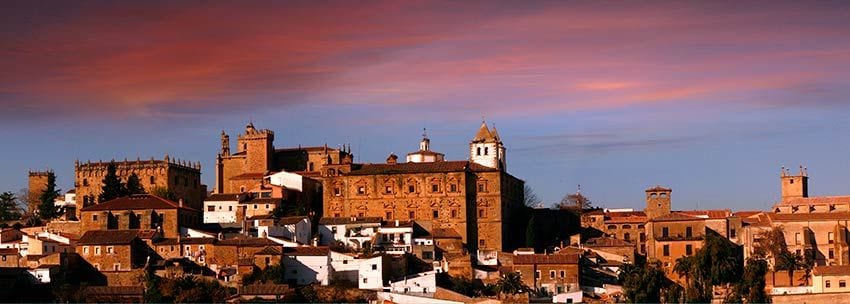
[279,216,308,225]
[206,193,242,202]
[255,246,282,256]
[431,228,462,239]
[649,212,702,222]
[585,237,633,247]
[347,160,496,176]
[0,248,19,255]
[514,253,579,265]
[768,212,850,222]
[218,237,279,247]
[283,246,330,256]
[646,185,672,192]
[319,217,383,225]
[471,121,498,143]
[80,194,198,212]
[813,265,850,276]
[78,230,140,245]
[677,210,731,219]
[779,196,850,206]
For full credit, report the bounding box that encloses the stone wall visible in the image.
[772,291,850,304]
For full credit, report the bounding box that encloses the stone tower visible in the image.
[28,170,54,213]
[469,121,506,170]
[220,130,231,157]
[780,166,808,201]
[237,122,275,173]
[645,185,672,219]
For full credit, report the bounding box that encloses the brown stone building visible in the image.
[0,248,22,268]
[27,170,54,214]
[322,122,525,252]
[509,252,581,295]
[77,230,148,272]
[214,123,352,194]
[74,156,205,217]
[79,194,201,239]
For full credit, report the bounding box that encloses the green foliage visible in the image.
[144,273,234,303]
[38,174,62,220]
[495,272,530,295]
[730,258,771,303]
[151,187,179,201]
[670,230,744,302]
[242,264,287,284]
[774,250,802,285]
[525,215,538,249]
[620,261,676,303]
[99,162,127,202]
[0,191,22,221]
[436,273,494,297]
[125,173,146,195]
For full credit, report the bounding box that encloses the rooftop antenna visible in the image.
[422,127,428,139]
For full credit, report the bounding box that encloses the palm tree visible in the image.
[496,272,530,295]
[674,256,693,289]
[775,250,800,286]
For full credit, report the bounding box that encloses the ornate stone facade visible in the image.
[74,156,204,217]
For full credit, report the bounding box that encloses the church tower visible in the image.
[780,166,808,201]
[236,122,275,173]
[645,185,672,219]
[469,120,506,170]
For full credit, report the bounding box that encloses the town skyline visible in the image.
[4,1,850,210]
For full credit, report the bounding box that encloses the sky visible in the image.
[2,1,850,211]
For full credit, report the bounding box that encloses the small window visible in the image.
[829,232,835,244]
[479,239,485,246]
[663,245,670,256]
[385,186,392,194]
[149,176,155,184]
[106,246,114,254]
[560,270,565,278]
[790,179,794,184]
[830,248,835,259]
[83,179,89,186]
[431,184,439,193]
[450,184,457,192]
[826,280,831,288]
[113,263,120,271]
[83,246,89,255]
[624,233,631,241]
[254,204,258,210]
[358,212,365,217]
[334,186,341,196]
[385,211,393,219]
[730,229,737,238]
[451,210,457,218]
[841,280,847,288]
[409,211,415,219]
[95,246,101,255]
[534,270,540,278]
[265,204,269,209]
[408,185,415,193]
[686,244,693,255]
[478,209,485,218]
[432,210,439,219]
[207,206,215,212]
[357,186,366,195]
[93,214,98,221]
[478,182,487,192]
[342,260,348,265]
[477,147,481,156]
[484,147,489,155]
[686,227,693,238]
[372,264,377,270]
[662,227,669,238]
[363,278,368,283]
[607,225,617,230]
[550,270,555,279]
[795,233,802,245]
[1,256,5,261]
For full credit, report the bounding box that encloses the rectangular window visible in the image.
[1,256,5,261]
[826,280,831,288]
[686,226,693,238]
[730,229,737,238]
[207,206,215,212]
[423,251,433,259]
[662,227,669,238]
[408,185,415,193]
[334,187,341,196]
[663,245,670,256]
[450,184,457,192]
[550,270,556,279]
[357,186,365,195]
[830,248,835,259]
[451,210,457,218]
[265,204,269,209]
[372,264,377,270]
[385,211,392,219]
[93,215,98,221]
[432,210,439,219]
[478,183,486,192]
[431,184,439,193]
[254,204,258,209]
[795,232,802,245]
[385,186,392,194]
[535,270,540,278]
[829,232,835,244]
[409,211,415,219]
[228,206,233,211]
[686,244,693,255]
[106,246,114,254]
[83,246,89,255]
[479,239,485,246]
[113,263,120,271]
[95,246,101,255]
[841,280,847,288]
[560,270,565,278]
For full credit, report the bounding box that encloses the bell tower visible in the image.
[237,122,275,173]
[780,166,808,201]
[469,120,506,170]
[645,185,672,219]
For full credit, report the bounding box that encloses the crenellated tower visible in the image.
[780,165,808,201]
[237,122,275,173]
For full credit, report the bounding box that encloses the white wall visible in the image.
[268,171,303,192]
[389,271,437,294]
[358,255,384,290]
[203,200,238,223]
[283,255,329,285]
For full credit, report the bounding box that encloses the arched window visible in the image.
[624,233,631,241]
[622,225,632,229]
[83,179,89,186]
[650,193,657,198]
[477,147,481,156]
[484,147,489,155]
[607,225,617,230]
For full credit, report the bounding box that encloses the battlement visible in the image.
[28,170,54,177]
[74,155,201,171]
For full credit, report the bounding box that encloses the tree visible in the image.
[775,250,801,286]
[673,256,694,296]
[523,185,541,207]
[620,261,670,303]
[99,162,127,202]
[38,173,62,220]
[731,258,770,303]
[125,173,145,195]
[557,191,592,210]
[495,272,530,295]
[150,187,178,201]
[525,215,538,249]
[0,192,22,221]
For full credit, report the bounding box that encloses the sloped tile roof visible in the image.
[240,284,291,295]
[283,246,329,256]
[0,248,19,255]
[319,217,382,225]
[645,185,672,192]
[80,194,198,212]
[255,246,282,256]
[585,237,633,247]
[768,212,850,222]
[278,216,308,225]
[813,265,850,276]
[431,228,462,239]
[85,286,144,296]
[677,209,731,219]
[346,160,496,176]
[218,237,279,247]
[514,253,579,265]
[780,196,850,206]
[78,230,140,245]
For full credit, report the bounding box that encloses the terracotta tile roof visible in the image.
[238,198,282,205]
[514,253,579,265]
[347,160,496,176]
[206,193,242,201]
[733,211,763,218]
[218,237,279,247]
[85,286,144,296]
[649,212,703,222]
[813,265,850,276]
[585,237,633,247]
[0,248,19,255]
[471,121,498,143]
[229,172,268,180]
[646,185,672,192]
[80,194,198,212]
[136,230,158,240]
[278,216,308,225]
[677,210,731,219]
[238,258,255,266]
[768,212,850,222]
[247,214,276,220]
[319,217,383,225]
[431,228,462,239]
[78,230,140,245]
[283,246,329,256]
[240,284,291,295]
[255,246,282,256]
[780,196,850,206]
[58,232,80,240]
